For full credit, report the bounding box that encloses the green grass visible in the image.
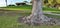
[0,5,60,28]
[0,11,31,28]
[1,5,60,11]
[0,13,60,28]
[45,14,60,19]
[17,23,60,28]
[1,5,32,11]
[0,15,59,28]
[3,5,60,14]
[52,12,60,14]
[0,15,19,28]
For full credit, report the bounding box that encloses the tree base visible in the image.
[18,15,60,26]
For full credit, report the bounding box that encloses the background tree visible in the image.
[30,0,32,3]
[23,1,28,3]
[44,0,48,4]
[5,0,7,6]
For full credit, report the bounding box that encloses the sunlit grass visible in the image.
[1,5,60,11]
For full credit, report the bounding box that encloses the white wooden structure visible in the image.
[0,0,6,7]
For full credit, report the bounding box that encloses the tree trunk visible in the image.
[5,0,7,6]
[23,0,50,25]
[19,0,58,25]
[30,0,45,25]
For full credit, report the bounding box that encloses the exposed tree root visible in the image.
[18,14,60,26]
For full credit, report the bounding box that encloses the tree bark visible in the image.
[29,0,45,25]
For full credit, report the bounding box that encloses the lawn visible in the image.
[0,13,60,28]
[1,5,32,11]
[0,5,60,28]
[1,5,60,11]
[0,15,18,28]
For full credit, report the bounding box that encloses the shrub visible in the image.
[8,4,15,6]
